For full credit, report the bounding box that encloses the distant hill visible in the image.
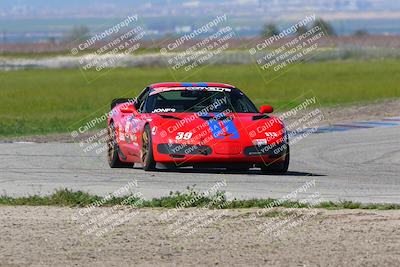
[1,0,400,43]
[2,0,400,19]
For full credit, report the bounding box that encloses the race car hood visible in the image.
[150,112,285,146]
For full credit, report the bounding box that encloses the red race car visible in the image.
[107,82,289,173]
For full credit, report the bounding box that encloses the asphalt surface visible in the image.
[1,126,399,203]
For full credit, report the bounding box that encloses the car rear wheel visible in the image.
[261,144,290,174]
[141,125,157,171]
[107,122,133,168]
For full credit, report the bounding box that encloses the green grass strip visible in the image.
[1,188,399,210]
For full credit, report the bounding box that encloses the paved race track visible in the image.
[1,126,399,203]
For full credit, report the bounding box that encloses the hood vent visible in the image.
[199,115,231,121]
[159,114,181,120]
[252,114,270,121]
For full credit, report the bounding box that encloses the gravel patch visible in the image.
[1,206,399,266]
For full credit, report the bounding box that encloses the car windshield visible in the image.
[143,88,258,113]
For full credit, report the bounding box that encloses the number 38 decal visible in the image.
[175,132,192,140]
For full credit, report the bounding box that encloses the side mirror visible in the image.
[259,105,274,114]
[120,104,138,114]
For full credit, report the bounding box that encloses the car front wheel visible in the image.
[261,143,290,174]
[141,125,157,171]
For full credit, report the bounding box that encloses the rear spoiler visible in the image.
[110,98,135,110]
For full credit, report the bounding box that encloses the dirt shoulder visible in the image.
[1,206,399,266]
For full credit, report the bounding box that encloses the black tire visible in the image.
[107,122,132,168]
[141,125,157,171]
[261,144,290,174]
